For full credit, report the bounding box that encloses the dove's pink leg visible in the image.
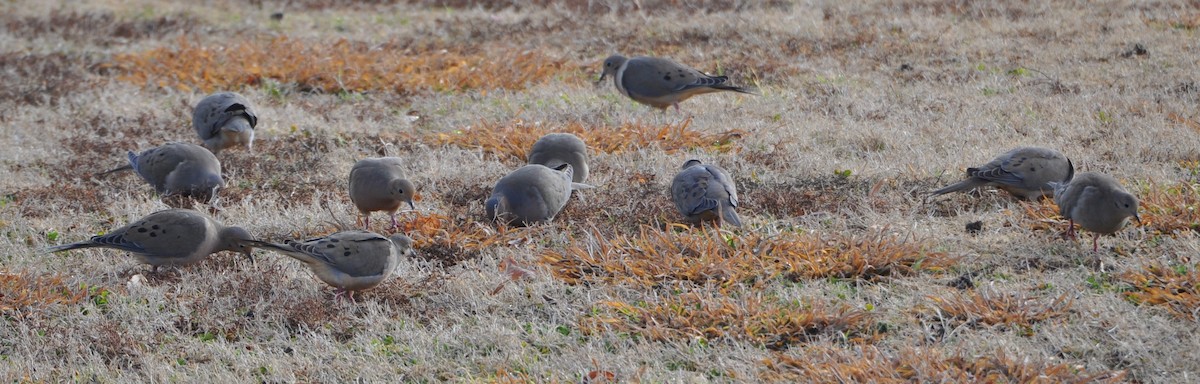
[390,213,399,230]
[1092,234,1100,253]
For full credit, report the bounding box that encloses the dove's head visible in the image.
[597,54,628,84]
[1113,192,1141,225]
[389,178,417,210]
[219,226,257,261]
[388,234,414,256]
[681,159,703,170]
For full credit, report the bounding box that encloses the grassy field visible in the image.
[2,0,1199,381]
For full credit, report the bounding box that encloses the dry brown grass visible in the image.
[921,289,1074,334]
[1120,263,1200,321]
[761,345,1127,383]
[542,226,955,289]
[0,269,110,320]
[432,118,742,160]
[108,36,572,95]
[580,291,877,350]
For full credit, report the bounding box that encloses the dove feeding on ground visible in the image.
[597,54,754,112]
[193,91,258,154]
[486,164,591,226]
[348,157,416,230]
[245,231,413,299]
[1051,172,1141,252]
[46,209,254,272]
[100,142,224,204]
[671,159,743,227]
[929,146,1074,200]
[527,133,589,183]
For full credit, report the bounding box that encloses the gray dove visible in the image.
[527,133,589,183]
[245,231,413,299]
[1052,172,1141,252]
[930,146,1074,200]
[100,142,224,203]
[671,159,742,227]
[349,157,416,230]
[193,91,258,154]
[486,164,591,226]
[46,209,254,272]
[597,54,754,111]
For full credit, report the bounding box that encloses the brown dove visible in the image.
[193,92,258,154]
[597,54,754,112]
[46,209,254,272]
[486,164,591,226]
[245,231,413,299]
[100,142,224,204]
[348,157,416,230]
[527,133,589,183]
[670,159,742,227]
[930,146,1074,200]
[1052,172,1141,252]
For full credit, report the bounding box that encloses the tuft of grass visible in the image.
[108,36,571,94]
[921,288,1073,332]
[761,345,1127,382]
[1119,263,1200,320]
[1135,181,1200,235]
[579,291,877,349]
[541,226,954,290]
[431,118,742,160]
[398,212,515,267]
[0,270,111,320]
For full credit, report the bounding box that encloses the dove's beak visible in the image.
[1134,213,1142,225]
[595,72,607,86]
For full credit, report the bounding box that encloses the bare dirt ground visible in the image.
[2,0,1199,382]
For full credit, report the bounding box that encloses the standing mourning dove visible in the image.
[929,146,1074,200]
[193,91,258,154]
[486,164,590,226]
[348,157,416,230]
[245,231,413,299]
[597,54,754,112]
[1051,172,1141,252]
[46,209,254,272]
[527,133,589,183]
[100,142,224,203]
[671,159,742,227]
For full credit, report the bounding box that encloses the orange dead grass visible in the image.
[541,226,954,291]
[1120,263,1200,321]
[108,36,571,94]
[581,291,877,349]
[923,289,1074,331]
[761,345,1127,383]
[0,270,110,319]
[431,118,742,160]
[1136,181,1200,235]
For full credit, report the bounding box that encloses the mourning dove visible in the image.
[348,157,416,230]
[46,209,254,272]
[100,142,224,203]
[527,133,589,183]
[930,146,1074,200]
[671,159,742,227]
[486,164,591,226]
[1051,172,1141,252]
[245,231,413,298]
[193,92,258,154]
[597,54,754,111]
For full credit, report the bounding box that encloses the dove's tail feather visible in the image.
[571,182,596,190]
[928,179,987,198]
[45,242,101,254]
[96,165,132,177]
[719,203,743,228]
[712,83,757,95]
